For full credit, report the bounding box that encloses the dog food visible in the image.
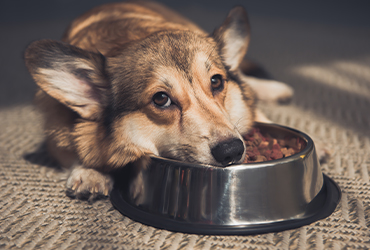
[243,128,305,163]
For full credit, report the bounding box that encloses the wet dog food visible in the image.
[243,128,305,163]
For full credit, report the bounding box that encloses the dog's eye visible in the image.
[152,92,172,108]
[211,74,224,92]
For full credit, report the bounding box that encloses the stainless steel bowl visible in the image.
[111,123,340,235]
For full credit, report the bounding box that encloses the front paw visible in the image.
[66,165,113,202]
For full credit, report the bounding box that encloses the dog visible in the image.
[24,0,294,201]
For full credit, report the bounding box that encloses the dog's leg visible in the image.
[241,75,294,103]
[66,163,113,202]
[128,156,152,205]
[129,171,145,205]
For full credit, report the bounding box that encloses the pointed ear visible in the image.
[24,39,109,120]
[213,6,250,72]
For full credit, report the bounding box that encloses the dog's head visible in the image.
[25,6,256,168]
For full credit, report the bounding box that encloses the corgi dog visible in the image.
[24,0,293,201]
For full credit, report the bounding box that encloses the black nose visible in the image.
[211,138,245,166]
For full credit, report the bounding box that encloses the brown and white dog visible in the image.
[24,0,293,201]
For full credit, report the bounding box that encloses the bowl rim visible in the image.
[149,122,314,170]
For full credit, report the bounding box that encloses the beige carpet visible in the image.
[1,2,370,249]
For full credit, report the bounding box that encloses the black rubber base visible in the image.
[110,174,341,235]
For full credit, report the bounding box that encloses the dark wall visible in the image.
[0,0,369,107]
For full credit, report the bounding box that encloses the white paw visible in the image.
[66,165,113,202]
[257,80,294,103]
[242,75,294,103]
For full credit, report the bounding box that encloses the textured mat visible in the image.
[1,2,370,249]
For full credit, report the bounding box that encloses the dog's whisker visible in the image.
[233,116,251,133]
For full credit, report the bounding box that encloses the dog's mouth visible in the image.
[158,144,203,165]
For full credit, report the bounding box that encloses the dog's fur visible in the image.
[24,0,293,201]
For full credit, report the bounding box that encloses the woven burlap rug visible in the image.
[1,2,370,249]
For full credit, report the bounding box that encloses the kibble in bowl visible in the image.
[243,126,306,163]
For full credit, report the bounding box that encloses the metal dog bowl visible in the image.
[111,123,341,235]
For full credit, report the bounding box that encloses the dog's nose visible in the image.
[211,138,245,166]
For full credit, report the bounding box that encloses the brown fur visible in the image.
[24,0,277,200]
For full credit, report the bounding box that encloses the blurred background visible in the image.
[1,0,370,134]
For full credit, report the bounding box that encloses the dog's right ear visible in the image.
[213,6,250,72]
[24,40,109,120]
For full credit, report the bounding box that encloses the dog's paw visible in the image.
[258,80,294,104]
[66,165,113,202]
[241,75,294,103]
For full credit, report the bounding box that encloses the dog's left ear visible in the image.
[213,6,250,72]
